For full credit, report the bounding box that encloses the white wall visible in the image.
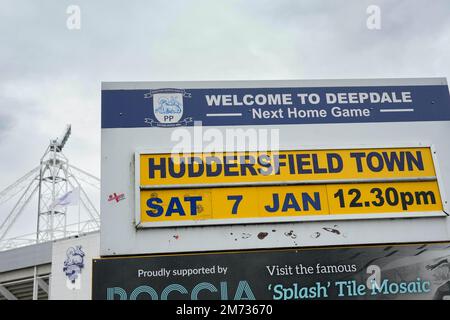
[49,232,99,300]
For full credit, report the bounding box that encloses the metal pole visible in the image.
[36,158,44,243]
[32,266,38,300]
[50,148,55,240]
[78,193,81,234]
[63,157,68,238]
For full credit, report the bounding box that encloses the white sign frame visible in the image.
[134,143,448,229]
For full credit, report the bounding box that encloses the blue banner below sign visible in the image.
[101,84,450,128]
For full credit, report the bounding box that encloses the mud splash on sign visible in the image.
[284,230,297,239]
[322,227,341,235]
[257,232,269,240]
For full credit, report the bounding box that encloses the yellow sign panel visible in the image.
[139,148,436,187]
[139,181,442,224]
[326,181,442,214]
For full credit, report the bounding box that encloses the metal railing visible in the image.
[0,219,99,251]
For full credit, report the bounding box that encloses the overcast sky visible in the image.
[0,0,449,238]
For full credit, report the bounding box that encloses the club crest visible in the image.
[63,245,85,284]
[153,93,183,124]
[144,89,193,127]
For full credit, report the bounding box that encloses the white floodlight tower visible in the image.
[36,125,72,242]
[0,124,100,251]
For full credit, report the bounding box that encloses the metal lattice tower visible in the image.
[36,133,70,242]
[0,125,100,251]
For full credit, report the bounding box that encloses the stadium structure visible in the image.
[0,125,100,300]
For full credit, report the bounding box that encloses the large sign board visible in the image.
[101,78,450,256]
[92,242,450,300]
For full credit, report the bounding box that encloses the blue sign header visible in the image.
[101,84,450,128]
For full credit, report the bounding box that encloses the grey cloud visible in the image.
[0,113,14,142]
